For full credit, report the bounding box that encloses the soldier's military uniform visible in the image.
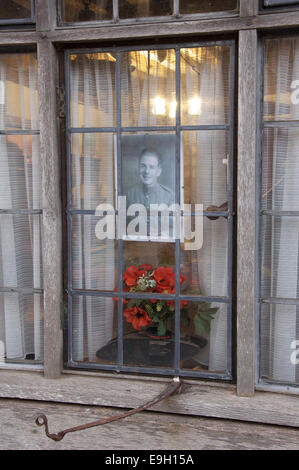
[126,182,175,210]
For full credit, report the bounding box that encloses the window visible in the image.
[59,0,238,24]
[0,52,43,366]
[0,0,35,25]
[259,36,299,386]
[65,41,235,379]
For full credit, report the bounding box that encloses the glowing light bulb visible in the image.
[152,96,166,116]
[188,96,202,116]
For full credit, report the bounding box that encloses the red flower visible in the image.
[153,267,175,293]
[123,306,152,330]
[123,265,146,287]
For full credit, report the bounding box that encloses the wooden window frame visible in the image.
[0,0,298,428]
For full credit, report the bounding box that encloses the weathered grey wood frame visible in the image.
[0,0,298,427]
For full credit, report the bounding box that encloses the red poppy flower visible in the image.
[123,306,152,330]
[153,267,176,294]
[123,265,147,287]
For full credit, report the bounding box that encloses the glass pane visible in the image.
[0,135,41,210]
[181,217,227,297]
[70,53,116,128]
[0,54,39,131]
[72,294,117,365]
[183,131,229,210]
[0,293,43,363]
[180,0,238,14]
[264,37,299,121]
[0,214,43,290]
[260,303,299,385]
[0,0,32,20]
[62,0,113,23]
[72,215,117,291]
[123,241,175,279]
[119,0,173,18]
[181,46,231,126]
[71,133,116,210]
[262,128,299,212]
[180,301,227,373]
[121,49,176,127]
[261,215,299,300]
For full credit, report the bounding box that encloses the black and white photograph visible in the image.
[120,133,177,241]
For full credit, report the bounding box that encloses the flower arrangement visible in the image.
[116,264,218,338]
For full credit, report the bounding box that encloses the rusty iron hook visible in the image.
[35,377,182,442]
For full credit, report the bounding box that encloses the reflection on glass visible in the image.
[72,215,117,291]
[181,46,230,126]
[181,216,228,297]
[0,54,38,131]
[71,133,116,210]
[261,216,299,300]
[180,0,238,14]
[183,131,229,209]
[180,301,227,373]
[0,293,44,363]
[119,0,173,18]
[70,53,116,128]
[62,0,113,23]
[0,0,31,20]
[260,303,298,385]
[72,294,117,364]
[121,49,176,127]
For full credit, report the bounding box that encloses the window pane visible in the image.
[0,293,43,364]
[180,0,238,14]
[61,0,113,23]
[181,217,228,297]
[72,215,117,291]
[0,54,39,131]
[70,53,116,129]
[71,133,116,210]
[264,37,299,121]
[260,303,299,385]
[119,0,173,19]
[72,294,117,365]
[262,128,299,212]
[180,301,227,373]
[0,135,41,210]
[121,49,176,128]
[0,214,43,290]
[183,131,229,209]
[261,216,299,300]
[181,46,231,126]
[0,0,32,20]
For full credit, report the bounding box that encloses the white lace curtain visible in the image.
[70,48,230,371]
[261,38,299,384]
[0,53,42,362]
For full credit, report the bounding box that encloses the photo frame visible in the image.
[117,133,182,242]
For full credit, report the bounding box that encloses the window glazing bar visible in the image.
[261,210,299,217]
[70,127,116,133]
[0,287,43,294]
[261,297,299,305]
[0,209,42,215]
[0,130,40,135]
[264,120,299,127]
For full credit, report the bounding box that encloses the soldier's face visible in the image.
[139,153,161,187]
